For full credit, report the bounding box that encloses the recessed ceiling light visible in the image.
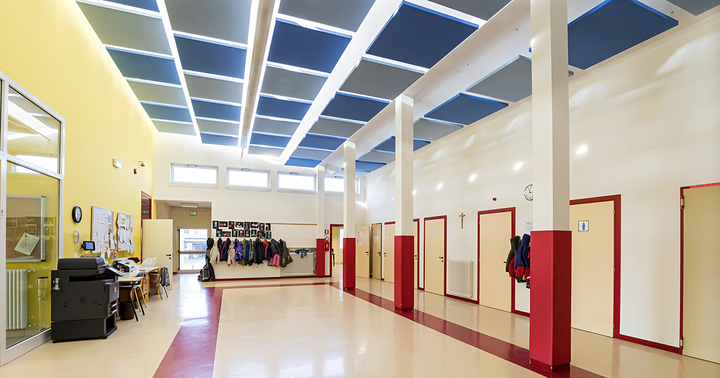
[577,145,588,155]
[437,183,443,190]
[514,162,523,171]
[469,174,477,182]
[180,203,198,208]
[412,190,417,196]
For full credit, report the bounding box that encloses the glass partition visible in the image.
[7,87,60,174]
[178,228,208,271]
[5,162,60,348]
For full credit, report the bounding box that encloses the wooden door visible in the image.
[424,218,445,295]
[371,223,382,280]
[479,211,512,312]
[414,220,419,289]
[355,226,370,278]
[570,201,614,337]
[683,184,720,363]
[142,219,174,269]
[383,224,395,282]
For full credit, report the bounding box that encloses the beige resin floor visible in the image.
[1,265,718,377]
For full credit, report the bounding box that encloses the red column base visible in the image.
[343,238,356,289]
[394,235,414,311]
[530,359,570,372]
[529,230,572,369]
[315,238,325,278]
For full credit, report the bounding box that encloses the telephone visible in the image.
[73,230,81,248]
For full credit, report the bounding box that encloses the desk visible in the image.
[119,274,148,305]
[118,276,145,320]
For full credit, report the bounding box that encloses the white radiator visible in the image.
[283,250,316,276]
[7,269,28,330]
[447,260,474,298]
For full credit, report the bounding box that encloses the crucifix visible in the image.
[459,213,466,229]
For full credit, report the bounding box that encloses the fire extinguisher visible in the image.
[324,237,330,252]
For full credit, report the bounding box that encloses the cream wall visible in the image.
[364,13,720,348]
[0,0,155,259]
[153,133,365,249]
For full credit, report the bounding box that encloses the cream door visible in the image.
[424,218,445,296]
[479,211,512,312]
[570,201,614,337]
[356,226,370,278]
[371,223,382,280]
[414,220,419,289]
[383,224,395,283]
[142,219,174,270]
[683,185,720,363]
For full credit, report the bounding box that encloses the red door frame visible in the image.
[371,222,382,279]
[329,223,343,278]
[383,221,395,281]
[414,218,422,291]
[477,207,516,310]
[679,182,720,355]
[423,215,447,299]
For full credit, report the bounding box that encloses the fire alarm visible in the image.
[493,197,497,201]
[134,168,137,174]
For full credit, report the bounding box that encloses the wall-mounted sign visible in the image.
[579,220,589,232]
[190,212,197,216]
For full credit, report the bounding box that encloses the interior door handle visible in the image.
[166,254,172,257]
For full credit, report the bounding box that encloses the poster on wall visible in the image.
[92,206,114,258]
[116,212,134,254]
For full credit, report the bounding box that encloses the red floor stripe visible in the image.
[153,282,330,378]
[331,283,605,378]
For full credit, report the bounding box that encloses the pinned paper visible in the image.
[15,233,40,255]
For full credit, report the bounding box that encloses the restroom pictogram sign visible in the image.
[578,220,589,232]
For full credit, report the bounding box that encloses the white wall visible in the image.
[364,13,720,348]
[153,133,366,248]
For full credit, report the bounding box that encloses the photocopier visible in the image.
[51,257,122,342]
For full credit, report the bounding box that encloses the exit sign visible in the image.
[190,212,197,216]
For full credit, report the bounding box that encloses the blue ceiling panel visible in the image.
[568,0,678,70]
[191,99,241,121]
[321,93,389,122]
[267,19,352,73]
[278,0,375,32]
[106,0,159,12]
[141,103,192,123]
[414,118,463,141]
[298,134,346,151]
[285,157,322,168]
[291,147,333,160]
[250,132,291,148]
[106,48,180,84]
[356,160,386,172]
[175,35,246,78]
[200,133,238,146]
[358,150,395,164]
[425,93,507,125]
[428,0,511,20]
[365,2,477,69]
[373,137,431,153]
[666,0,720,15]
[256,95,311,121]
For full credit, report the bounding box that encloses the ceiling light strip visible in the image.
[126,77,184,88]
[105,45,174,60]
[172,31,248,49]
[183,70,245,83]
[264,61,330,78]
[239,0,281,151]
[274,13,355,38]
[83,0,161,18]
[190,97,243,107]
[139,101,189,109]
[194,116,239,124]
[362,54,429,74]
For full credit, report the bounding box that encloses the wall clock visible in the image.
[524,184,533,201]
[72,206,83,223]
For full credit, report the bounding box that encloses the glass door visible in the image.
[178,228,207,272]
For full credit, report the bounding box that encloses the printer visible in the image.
[51,257,122,342]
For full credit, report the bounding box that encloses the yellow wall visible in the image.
[0,0,155,262]
[331,226,343,264]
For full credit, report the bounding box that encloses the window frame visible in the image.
[170,163,219,187]
[277,171,317,193]
[226,167,271,191]
[324,176,361,195]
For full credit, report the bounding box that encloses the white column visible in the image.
[531,0,570,231]
[395,95,413,236]
[343,142,356,232]
[316,165,325,239]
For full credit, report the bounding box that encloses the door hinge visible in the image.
[680,198,684,208]
[614,211,616,215]
[680,339,683,347]
[613,324,616,328]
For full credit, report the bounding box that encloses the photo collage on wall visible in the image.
[212,220,271,239]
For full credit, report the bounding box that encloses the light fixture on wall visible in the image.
[577,145,588,155]
[514,162,523,171]
[437,183,443,190]
[180,203,198,208]
[469,173,477,182]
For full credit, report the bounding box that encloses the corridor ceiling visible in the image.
[77,0,717,176]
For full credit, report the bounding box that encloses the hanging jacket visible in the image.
[514,234,531,270]
[269,239,281,261]
[244,239,251,262]
[208,238,220,265]
[279,239,293,267]
[254,238,265,264]
[206,237,215,251]
[219,238,232,262]
[234,239,246,266]
[505,236,521,272]
[228,239,237,266]
[272,254,280,267]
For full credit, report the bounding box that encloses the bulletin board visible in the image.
[92,206,114,258]
[5,195,47,262]
[116,212,134,253]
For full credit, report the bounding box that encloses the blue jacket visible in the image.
[514,234,531,269]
